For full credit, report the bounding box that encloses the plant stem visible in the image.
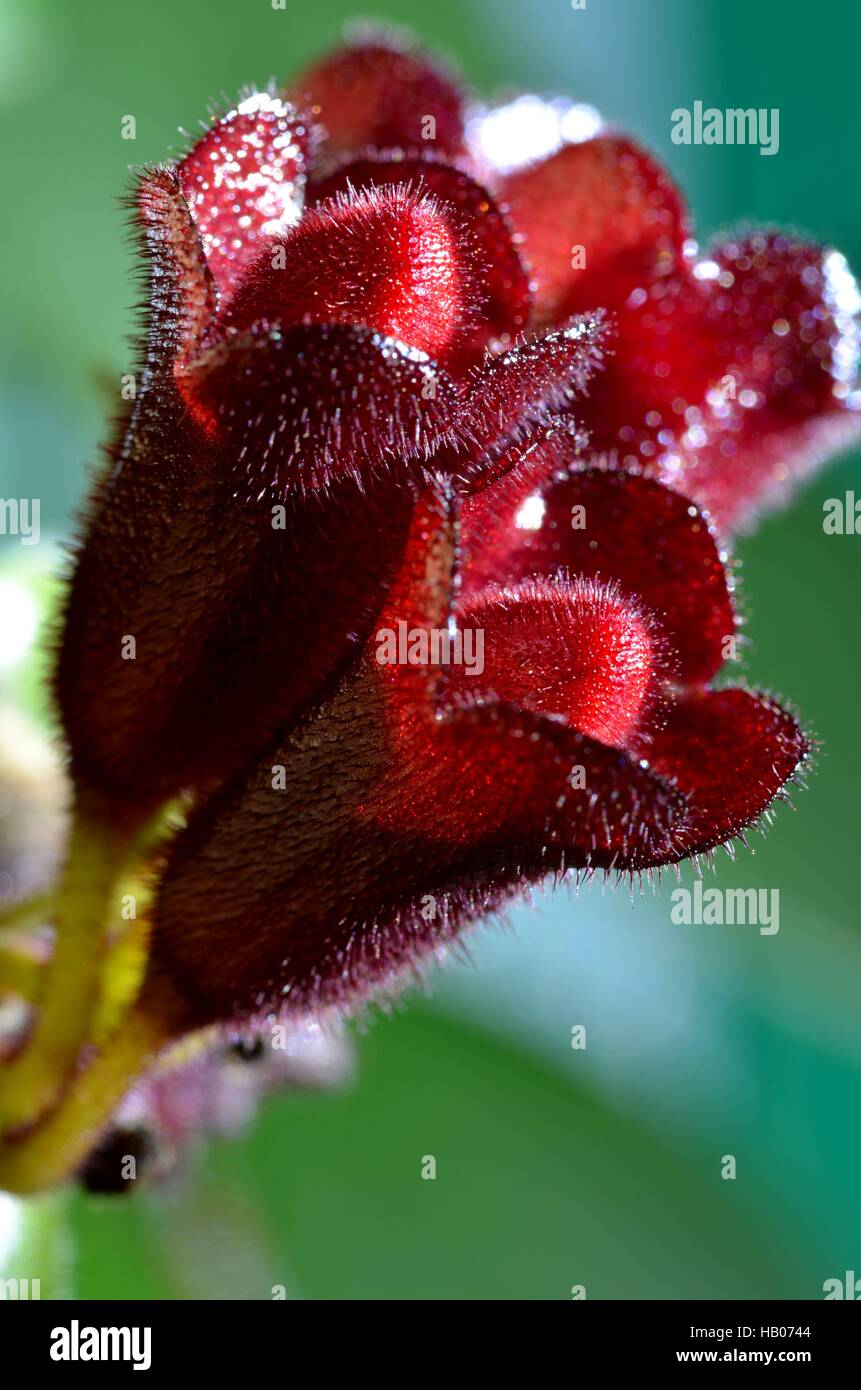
[0,890,53,931]
[0,1001,174,1194]
[0,787,151,1134]
[0,947,43,1003]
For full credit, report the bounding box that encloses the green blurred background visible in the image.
[1,0,859,1299]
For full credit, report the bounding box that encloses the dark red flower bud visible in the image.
[56,155,421,800]
[58,84,598,805]
[145,444,806,1026]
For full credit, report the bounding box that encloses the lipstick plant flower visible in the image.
[0,30,858,1193]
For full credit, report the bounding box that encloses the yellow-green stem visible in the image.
[0,788,150,1133]
[0,890,53,931]
[0,947,42,1003]
[0,1003,172,1194]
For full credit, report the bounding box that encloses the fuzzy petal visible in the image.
[60,462,421,802]
[462,446,737,685]
[441,314,607,479]
[450,576,666,746]
[309,151,532,354]
[578,232,861,532]
[499,135,689,328]
[183,322,459,496]
[135,167,216,367]
[178,94,311,305]
[500,135,860,531]
[221,183,486,365]
[635,688,809,862]
[292,36,466,164]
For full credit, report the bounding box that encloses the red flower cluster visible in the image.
[3,32,859,1189]
[62,33,861,1025]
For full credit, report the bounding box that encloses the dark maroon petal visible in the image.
[498,135,689,328]
[149,486,683,1022]
[309,151,533,353]
[579,232,861,533]
[291,36,466,164]
[135,167,216,366]
[635,688,809,862]
[183,322,458,497]
[60,464,420,804]
[220,183,486,365]
[440,313,608,478]
[149,704,683,1022]
[178,94,311,306]
[462,450,737,685]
